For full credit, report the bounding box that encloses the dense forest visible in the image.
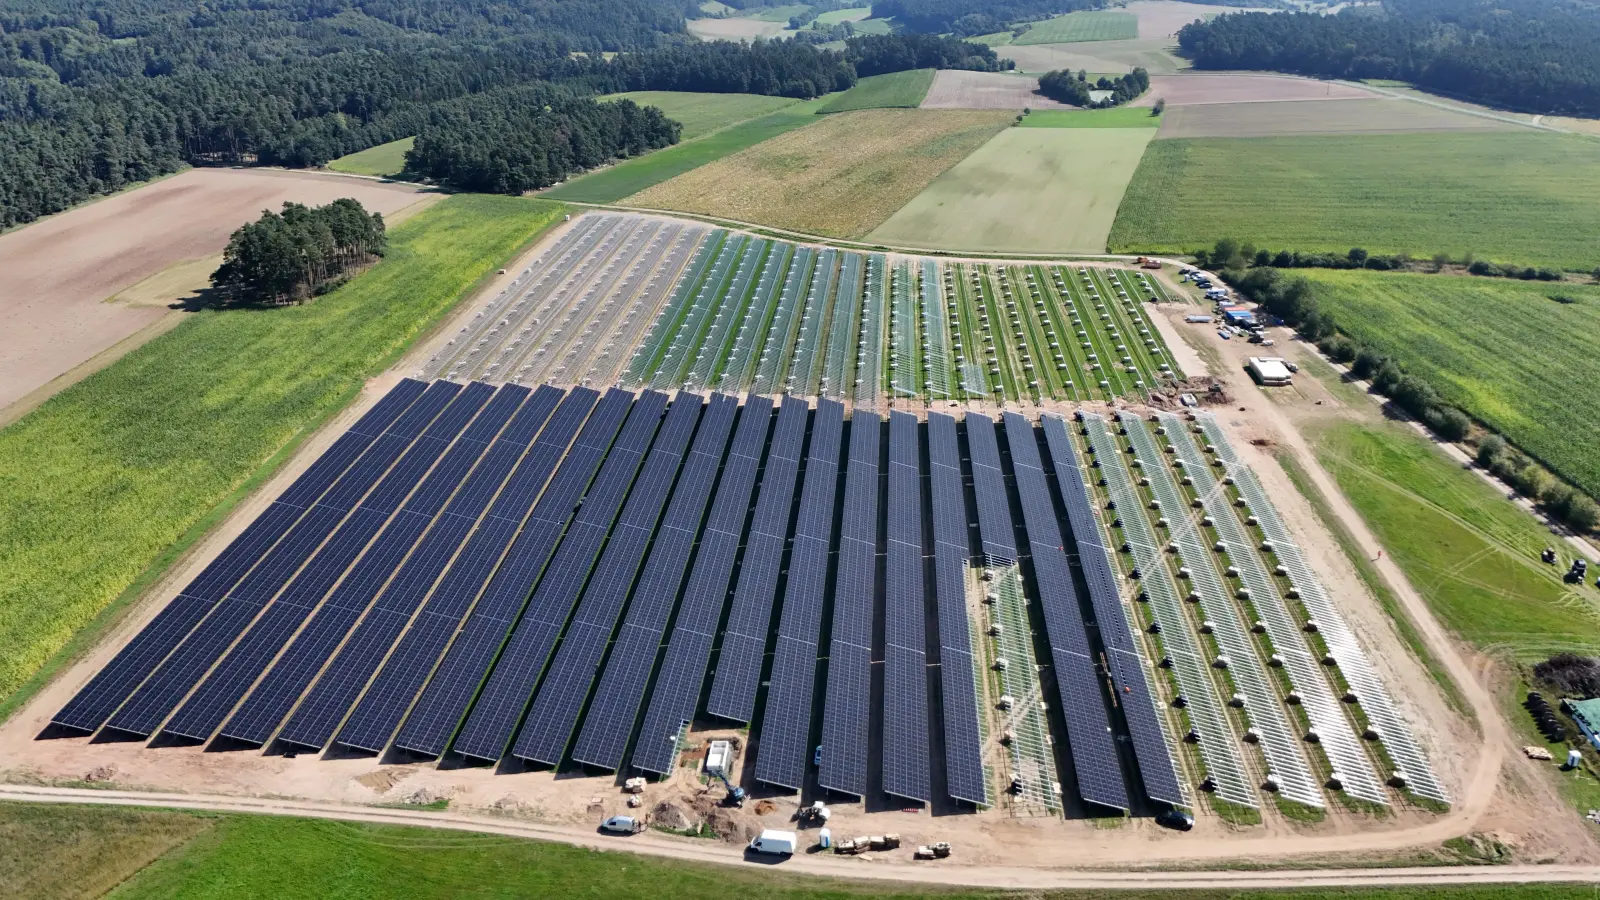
[871,0,1096,36]
[210,199,388,305]
[1178,0,1600,117]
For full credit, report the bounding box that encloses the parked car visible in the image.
[600,816,643,835]
[1156,809,1195,832]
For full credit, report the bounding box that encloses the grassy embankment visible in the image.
[542,98,829,203]
[7,802,1599,900]
[0,195,565,722]
[1295,270,1600,502]
[1110,131,1600,270]
[601,91,801,140]
[328,137,415,178]
[819,69,935,113]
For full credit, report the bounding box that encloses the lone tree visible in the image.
[211,199,387,306]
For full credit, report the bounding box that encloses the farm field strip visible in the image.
[621,232,724,386]
[1013,10,1138,44]
[1060,267,1136,398]
[822,254,865,400]
[1086,268,1169,388]
[1019,266,1086,402]
[966,266,1019,402]
[919,261,956,399]
[1029,267,1093,403]
[889,262,921,398]
[649,235,746,388]
[752,248,816,395]
[945,265,987,400]
[788,249,839,396]
[685,239,770,389]
[996,267,1052,402]
[855,254,888,404]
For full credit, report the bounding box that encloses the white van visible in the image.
[749,829,799,856]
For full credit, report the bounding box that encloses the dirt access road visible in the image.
[0,168,434,422]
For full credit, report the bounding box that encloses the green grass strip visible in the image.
[819,69,935,113]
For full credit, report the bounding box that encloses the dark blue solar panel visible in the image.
[570,394,740,770]
[631,396,773,774]
[161,384,528,742]
[818,411,879,798]
[926,412,988,806]
[705,395,808,723]
[390,388,625,758]
[881,410,930,803]
[963,414,1016,560]
[754,398,843,791]
[511,393,705,765]
[51,378,428,734]
[448,390,668,762]
[1002,412,1128,812]
[1039,414,1184,807]
[100,381,472,738]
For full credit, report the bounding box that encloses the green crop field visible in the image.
[749,3,810,21]
[819,69,934,112]
[1019,107,1161,128]
[869,127,1154,253]
[1109,132,1600,270]
[542,98,827,203]
[328,137,414,177]
[602,91,800,140]
[1298,269,1600,500]
[1013,10,1138,44]
[0,195,564,716]
[815,5,871,25]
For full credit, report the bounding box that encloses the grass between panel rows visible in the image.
[0,194,566,718]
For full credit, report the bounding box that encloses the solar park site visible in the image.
[23,210,1457,863]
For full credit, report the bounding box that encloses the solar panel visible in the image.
[1039,414,1185,807]
[818,411,880,798]
[963,414,1015,560]
[219,387,572,747]
[448,390,669,762]
[926,412,988,806]
[51,378,429,734]
[880,411,930,803]
[390,388,630,758]
[510,393,706,765]
[102,381,476,738]
[631,396,773,774]
[754,398,843,791]
[571,394,742,770]
[705,396,809,723]
[161,384,531,742]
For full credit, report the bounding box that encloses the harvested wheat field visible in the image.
[1135,74,1380,107]
[920,70,1076,110]
[1157,98,1526,138]
[625,108,1012,237]
[0,168,433,417]
[1001,38,1187,75]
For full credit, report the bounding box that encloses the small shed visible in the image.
[1248,357,1292,386]
[1565,698,1600,751]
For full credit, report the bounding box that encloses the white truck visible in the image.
[748,829,799,857]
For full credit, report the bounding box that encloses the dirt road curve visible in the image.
[2,785,1595,889]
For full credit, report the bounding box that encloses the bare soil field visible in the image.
[920,70,1077,109]
[1001,38,1188,75]
[1124,0,1265,38]
[0,168,434,417]
[1135,74,1381,107]
[685,16,785,40]
[1157,98,1525,137]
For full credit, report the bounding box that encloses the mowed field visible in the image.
[869,127,1155,252]
[0,195,563,713]
[1156,98,1523,138]
[1109,131,1600,269]
[819,69,933,112]
[0,169,432,415]
[327,137,414,177]
[1299,269,1600,500]
[920,70,1075,109]
[602,91,799,140]
[542,98,828,203]
[1000,38,1187,75]
[1134,74,1379,106]
[1013,10,1137,44]
[626,108,1011,238]
[1021,107,1161,127]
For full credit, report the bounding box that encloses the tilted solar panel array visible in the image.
[163,383,531,743]
[706,396,809,723]
[450,391,669,761]
[391,389,630,757]
[963,414,1016,562]
[818,411,880,798]
[1002,412,1129,812]
[755,398,844,790]
[926,413,989,807]
[222,386,575,748]
[631,396,774,774]
[52,379,430,734]
[882,411,931,803]
[106,381,482,738]
[1039,415,1186,808]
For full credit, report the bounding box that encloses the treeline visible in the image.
[1214,244,1598,532]
[848,33,1012,76]
[594,40,858,98]
[210,199,388,306]
[789,0,870,28]
[1038,68,1149,107]
[871,0,1096,37]
[405,86,679,193]
[1195,243,1571,281]
[1177,0,1600,117]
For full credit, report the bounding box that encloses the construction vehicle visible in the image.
[712,771,746,807]
[915,842,953,859]
[798,800,831,826]
[1136,257,1162,270]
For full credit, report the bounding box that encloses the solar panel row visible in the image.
[755,398,844,790]
[925,413,988,807]
[51,378,430,734]
[1002,412,1129,812]
[962,415,1016,561]
[818,411,880,798]
[881,410,930,803]
[705,396,809,723]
